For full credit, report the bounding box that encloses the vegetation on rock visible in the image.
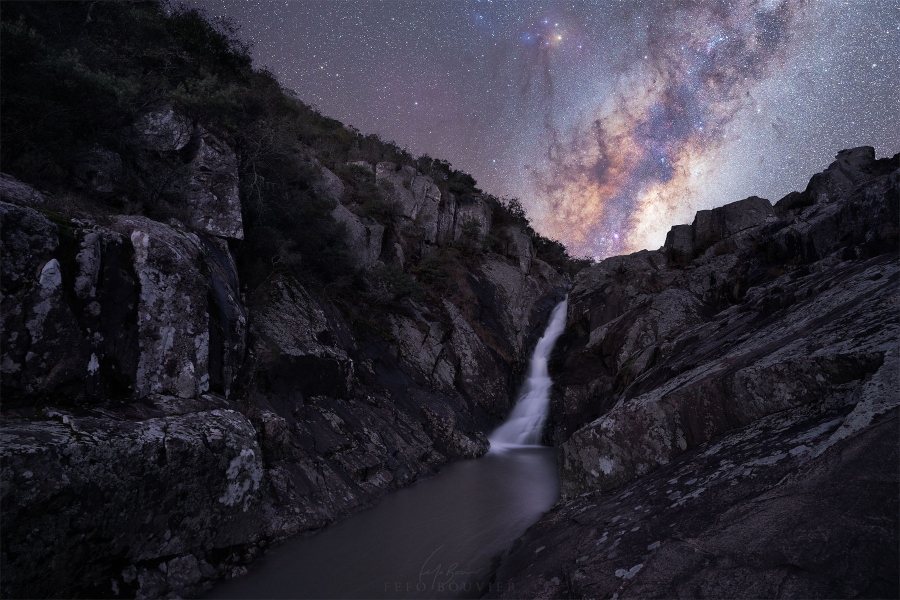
[1,0,585,321]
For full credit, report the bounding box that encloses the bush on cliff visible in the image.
[0,0,586,309]
[1,2,358,292]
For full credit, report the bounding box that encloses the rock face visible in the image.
[490,148,899,597]
[0,205,245,407]
[664,195,774,263]
[559,252,895,497]
[0,109,566,598]
[372,161,495,257]
[112,217,211,399]
[6,89,890,600]
[129,106,244,240]
[490,402,898,599]
[331,203,385,267]
[318,160,506,269]
[315,161,386,267]
[183,128,243,240]
[1,400,268,600]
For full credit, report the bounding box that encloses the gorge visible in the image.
[1,3,898,599]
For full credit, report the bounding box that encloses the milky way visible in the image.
[537,0,808,255]
[198,0,899,258]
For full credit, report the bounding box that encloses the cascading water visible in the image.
[212,300,568,599]
[489,297,568,449]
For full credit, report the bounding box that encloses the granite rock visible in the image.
[494,148,899,598]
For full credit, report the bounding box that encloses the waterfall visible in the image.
[489,297,568,450]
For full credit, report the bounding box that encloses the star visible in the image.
[195,0,899,259]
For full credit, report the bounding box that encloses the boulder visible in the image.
[803,146,891,205]
[0,203,90,402]
[2,256,90,402]
[0,172,49,207]
[692,195,774,254]
[72,146,123,195]
[0,402,267,599]
[0,201,58,296]
[130,108,243,240]
[184,128,243,239]
[663,223,693,263]
[132,106,192,152]
[111,217,211,399]
[375,162,443,243]
[331,204,384,267]
[312,162,345,203]
[664,196,775,262]
[2,196,250,407]
[69,227,142,400]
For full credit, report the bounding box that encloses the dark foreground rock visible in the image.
[492,148,899,598]
[490,405,898,599]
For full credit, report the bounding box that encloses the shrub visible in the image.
[413,247,462,296]
[485,229,512,254]
[455,217,483,255]
[167,72,243,130]
[533,233,593,276]
[365,264,424,306]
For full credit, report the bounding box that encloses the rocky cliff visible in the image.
[489,147,899,598]
[2,6,897,599]
[0,104,565,598]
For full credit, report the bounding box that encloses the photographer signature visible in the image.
[419,545,484,587]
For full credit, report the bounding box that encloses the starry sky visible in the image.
[196,0,899,259]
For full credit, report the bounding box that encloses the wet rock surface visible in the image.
[493,148,899,597]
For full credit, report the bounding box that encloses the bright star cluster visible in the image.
[197,0,899,259]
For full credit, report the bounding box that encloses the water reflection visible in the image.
[210,448,558,599]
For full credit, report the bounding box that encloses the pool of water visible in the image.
[209,447,559,599]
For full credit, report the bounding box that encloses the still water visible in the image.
[210,447,558,599]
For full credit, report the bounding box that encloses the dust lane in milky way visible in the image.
[199,0,899,259]
[536,0,807,256]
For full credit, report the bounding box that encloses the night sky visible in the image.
[197,0,899,259]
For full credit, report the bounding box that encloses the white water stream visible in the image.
[489,297,568,449]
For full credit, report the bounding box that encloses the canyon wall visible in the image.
[495,148,900,598]
[490,147,899,598]
[0,109,565,599]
